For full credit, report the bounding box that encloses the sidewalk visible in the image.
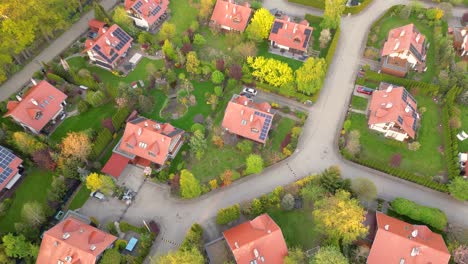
[0,0,120,101]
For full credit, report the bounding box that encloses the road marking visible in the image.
[160,237,180,246]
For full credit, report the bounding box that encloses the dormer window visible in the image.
[241,120,247,126]
[139,142,148,149]
[148,151,156,157]
[35,111,43,120]
[251,128,259,133]
[126,143,134,149]
[293,37,301,44]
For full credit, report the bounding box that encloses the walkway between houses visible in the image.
[0,0,120,101]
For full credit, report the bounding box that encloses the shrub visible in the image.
[325,27,340,71]
[391,198,448,230]
[115,239,128,250]
[0,198,13,217]
[111,107,129,130]
[281,194,295,210]
[211,70,225,84]
[77,101,89,114]
[245,154,264,175]
[212,135,224,148]
[180,223,204,252]
[209,179,218,190]
[119,221,147,233]
[190,123,206,134]
[216,204,241,225]
[408,141,421,151]
[236,140,253,153]
[251,198,264,216]
[90,128,113,159]
[291,127,302,138]
[214,86,223,96]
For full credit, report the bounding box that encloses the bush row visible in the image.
[391,197,448,231]
[216,204,241,225]
[255,82,310,103]
[112,107,130,130]
[344,152,449,193]
[90,128,113,159]
[364,70,439,95]
[288,0,325,9]
[442,104,460,179]
[325,27,341,71]
[344,0,373,14]
[119,221,147,234]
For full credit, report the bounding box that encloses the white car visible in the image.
[90,191,105,200]
[242,87,258,96]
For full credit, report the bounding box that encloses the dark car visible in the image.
[356,86,374,95]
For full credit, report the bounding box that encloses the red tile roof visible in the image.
[124,0,169,28]
[367,212,450,264]
[84,22,133,65]
[368,83,419,139]
[4,80,67,132]
[0,146,22,190]
[223,214,288,264]
[269,17,313,52]
[210,0,252,32]
[381,24,426,62]
[37,217,117,264]
[101,153,131,178]
[118,117,184,166]
[222,95,274,144]
[88,19,107,32]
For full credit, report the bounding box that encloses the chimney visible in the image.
[62,233,71,240]
[138,128,142,136]
[410,247,420,257]
[284,23,288,30]
[293,24,297,34]
[235,242,239,248]
[386,85,393,93]
[254,249,259,258]
[250,114,253,122]
[144,122,148,127]
[267,229,271,233]
[411,229,418,238]
[65,256,73,263]
[416,33,421,43]
[241,109,244,115]
[233,6,236,14]
[31,78,37,86]
[31,98,38,106]
[400,30,405,37]
[161,137,165,142]
[155,123,161,130]
[226,3,228,10]
[105,37,111,46]
[244,100,248,106]
[405,105,411,113]
[111,32,114,37]
[90,244,97,251]
[385,103,393,109]
[394,41,400,50]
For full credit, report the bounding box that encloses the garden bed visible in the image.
[350,96,368,111]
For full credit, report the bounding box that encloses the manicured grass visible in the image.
[50,103,116,143]
[168,0,199,35]
[0,169,53,233]
[268,208,322,249]
[347,94,445,176]
[269,117,296,151]
[142,89,168,122]
[68,185,91,210]
[458,104,468,152]
[257,42,304,71]
[288,0,325,9]
[351,96,369,111]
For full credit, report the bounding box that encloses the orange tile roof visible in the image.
[368,83,419,139]
[210,0,252,32]
[118,117,184,166]
[381,24,426,62]
[4,80,67,132]
[36,217,117,264]
[269,17,313,52]
[124,0,169,28]
[101,153,131,178]
[222,95,274,144]
[0,146,22,190]
[223,214,288,264]
[367,212,450,264]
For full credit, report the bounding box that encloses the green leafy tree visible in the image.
[198,0,216,21]
[193,34,206,47]
[180,223,204,252]
[162,40,177,61]
[295,57,327,95]
[310,246,348,264]
[180,170,202,198]
[313,190,368,245]
[189,130,207,160]
[216,204,241,225]
[236,140,253,153]
[112,6,135,32]
[158,22,177,41]
[281,193,295,210]
[186,51,200,75]
[100,248,121,264]
[285,247,306,264]
[246,8,275,41]
[319,166,351,194]
[152,247,204,264]
[211,70,225,84]
[449,177,468,201]
[351,178,377,204]
[321,0,346,29]
[47,176,67,202]
[391,198,447,230]
[93,2,111,24]
[0,244,14,264]
[21,201,46,227]
[2,234,34,259]
[245,154,264,175]
[86,173,115,195]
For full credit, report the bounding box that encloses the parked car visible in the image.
[242,87,258,96]
[90,191,105,200]
[356,86,374,95]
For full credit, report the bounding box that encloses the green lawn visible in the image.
[458,104,468,152]
[351,96,369,111]
[142,89,168,122]
[0,169,53,233]
[347,95,445,177]
[68,185,91,210]
[51,103,116,143]
[257,42,304,71]
[368,15,436,83]
[268,208,322,249]
[168,0,199,35]
[270,117,296,151]
[288,0,325,9]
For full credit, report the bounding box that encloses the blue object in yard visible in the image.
[126,237,138,252]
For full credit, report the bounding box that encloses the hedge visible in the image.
[325,27,341,71]
[442,106,460,179]
[111,107,130,130]
[255,82,310,103]
[90,128,113,159]
[288,0,325,9]
[216,204,241,225]
[363,70,439,95]
[391,197,448,230]
[344,0,373,14]
[180,223,204,252]
[119,221,147,234]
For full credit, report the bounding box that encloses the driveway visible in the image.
[255,90,311,112]
[80,197,127,225]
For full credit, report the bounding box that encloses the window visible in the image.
[139,142,147,149]
[126,143,134,149]
[241,120,247,126]
[148,151,156,157]
[251,128,259,133]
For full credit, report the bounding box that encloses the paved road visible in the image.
[0,0,120,101]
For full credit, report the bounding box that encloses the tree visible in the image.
[319,166,350,194]
[158,22,177,42]
[112,6,134,31]
[10,132,46,155]
[301,184,326,205]
[93,2,111,24]
[285,247,306,264]
[32,148,56,170]
[319,29,332,49]
[152,247,204,264]
[245,154,264,175]
[247,56,294,87]
[189,130,207,160]
[180,170,202,198]
[426,8,444,21]
[449,177,468,201]
[229,64,243,80]
[321,0,346,30]
[47,176,67,202]
[216,204,241,225]
[211,70,225,84]
[399,5,413,19]
[193,34,206,47]
[438,3,452,20]
[0,244,14,264]
[21,201,46,227]
[61,131,91,161]
[295,57,327,95]
[198,0,216,21]
[138,94,154,114]
[351,178,377,204]
[345,130,361,156]
[180,223,204,252]
[453,245,468,264]
[186,51,200,75]
[86,173,115,195]
[408,141,421,151]
[162,40,177,61]
[311,246,348,264]
[237,140,253,153]
[2,234,34,259]
[281,193,295,210]
[313,190,368,245]
[100,248,122,264]
[246,8,275,41]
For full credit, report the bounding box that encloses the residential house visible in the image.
[36,216,117,264]
[368,83,420,141]
[367,212,450,264]
[268,16,313,55]
[381,24,427,77]
[4,80,67,134]
[450,26,468,57]
[83,20,133,70]
[223,214,288,264]
[210,0,252,32]
[0,146,23,192]
[124,0,169,31]
[102,116,184,178]
[222,94,274,144]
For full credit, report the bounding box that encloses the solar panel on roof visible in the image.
[134,1,143,14]
[410,44,424,62]
[271,21,283,34]
[150,6,161,16]
[397,116,403,125]
[303,29,312,48]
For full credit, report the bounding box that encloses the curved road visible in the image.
[121,0,468,257]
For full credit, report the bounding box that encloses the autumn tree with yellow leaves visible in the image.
[86,173,115,196]
[247,56,294,87]
[60,131,91,162]
[295,57,327,95]
[246,8,275,41]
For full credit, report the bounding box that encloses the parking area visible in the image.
[79,196,126,224]
[117,165,146,192]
